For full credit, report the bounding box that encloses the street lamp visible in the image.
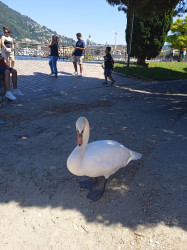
[113,31,118,49]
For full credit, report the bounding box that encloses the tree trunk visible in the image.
[137,57,147,66]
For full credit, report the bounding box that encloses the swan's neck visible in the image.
[67,120,90,176]
[81,120,90,152]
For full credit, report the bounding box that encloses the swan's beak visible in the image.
[77,132,83,146]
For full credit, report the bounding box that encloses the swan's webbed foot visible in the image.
[86,179,107,202]
[87,189,105,202]
[79,178,98,190]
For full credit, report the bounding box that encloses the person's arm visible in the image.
[74,47,85,50]
[74,41,85,50]
[1,36,8,52]
[111,57,114,68]
[48,38,53,47]
[11,38,14,50]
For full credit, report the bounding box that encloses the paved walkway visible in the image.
[0,60,186,250]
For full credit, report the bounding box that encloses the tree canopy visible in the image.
[167,16,187,60]
[106,0,186,18]
[126,10,173,65]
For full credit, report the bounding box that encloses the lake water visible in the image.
[16,56,68,61]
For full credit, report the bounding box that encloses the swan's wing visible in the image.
[81,140,132,178]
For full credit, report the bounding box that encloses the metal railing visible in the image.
[14,43,75,60]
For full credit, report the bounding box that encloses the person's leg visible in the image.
[6,55,10,67]
[108,75,115,82]
[72,56,78,74]
[73,62,77,72]
[4,69,11,91]
[4,69,16,100]
[78,56,84,75]
[49,57,54,73]
[11,69,17,89]
[11,58,15,68]
[102,69,108,84]
[11,68,24,96]
[52,56,58,77]
[79,63,83,74]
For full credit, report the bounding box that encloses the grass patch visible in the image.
[113,62,187,81]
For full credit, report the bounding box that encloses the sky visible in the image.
[1,0,127,45]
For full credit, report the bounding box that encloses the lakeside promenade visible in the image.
[0,60,186,249]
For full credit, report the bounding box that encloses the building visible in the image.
[85,43,127,61]
[86,35,93,46]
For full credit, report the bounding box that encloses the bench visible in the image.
[0,74,5,103]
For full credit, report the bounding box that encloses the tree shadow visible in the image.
[0,68,186,231]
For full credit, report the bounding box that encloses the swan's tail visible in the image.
[130,150,142,160]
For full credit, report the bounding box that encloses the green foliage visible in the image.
[113,62,187,80]
[0,1,75,45]
[106,0,186,18]
[84,52,94,61]
[167,16,187,50]
[126,11,173,65]
[94,47,101,56]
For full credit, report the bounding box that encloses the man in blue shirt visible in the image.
[72,33,85,77]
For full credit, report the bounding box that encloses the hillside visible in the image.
[0,1,75,45]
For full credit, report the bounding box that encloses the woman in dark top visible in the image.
[48,35,59,77]
[1,28,15,68]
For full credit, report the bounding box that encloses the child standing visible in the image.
[103,47,115,85]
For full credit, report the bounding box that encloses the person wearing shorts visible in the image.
[1,28,15,68]
[0,55,23,100]
[0,26,9,54]
[72,33,85,77]
[103,47,115,85]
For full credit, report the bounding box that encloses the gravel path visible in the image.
[0,61,186,250]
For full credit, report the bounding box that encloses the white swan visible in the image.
[67,117,142,201]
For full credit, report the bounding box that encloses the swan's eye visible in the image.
[77,129,84,134]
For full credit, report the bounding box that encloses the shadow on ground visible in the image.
[0,72,186,231]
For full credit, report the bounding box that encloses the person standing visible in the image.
[182,48,186,61]
[48,35,59,78]
[0,26,9,53]
[103,47,115,85]
[1,28,15,68]
[72,33,85,77]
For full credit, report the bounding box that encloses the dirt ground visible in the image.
[0,61,186,250]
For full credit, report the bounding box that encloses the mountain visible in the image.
[0,1,75,45]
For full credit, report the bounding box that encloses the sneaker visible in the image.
[5,91,16,100]
[12,88,24,96]
[72,72,78,76]
[111,80,116,86]
[78,73,83,77]
[52,75,58,78]
[50,73,55,76]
